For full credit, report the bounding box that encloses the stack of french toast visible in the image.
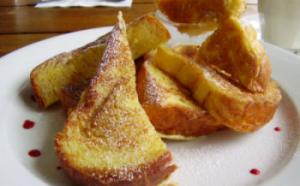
[30,0,281,185]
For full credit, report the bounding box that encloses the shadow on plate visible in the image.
[19,80,73,185]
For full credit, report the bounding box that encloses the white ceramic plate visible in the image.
[0,25,300,186]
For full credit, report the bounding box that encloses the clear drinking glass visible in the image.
[258,0,300,55]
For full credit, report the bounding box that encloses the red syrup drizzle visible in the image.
[28,149,41,158]
[23,120,35,129]
[274,127,281,132]
[250,168,260,175]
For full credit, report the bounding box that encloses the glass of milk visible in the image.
[258,0,300,54]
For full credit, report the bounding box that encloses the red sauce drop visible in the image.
[23,120,35,129]
[30,94,36,102]
[250,168,260,175]
[274,127,281,132]
[56,166,62,170]
[28,149,41,157]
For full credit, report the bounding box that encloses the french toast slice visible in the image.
[152,45,281,132]
[198,17,271,92]
[31,37,106,108]
[55,14,176,185]
[137,61,224,138]
[156,0,245,23]
[30,14,170,108]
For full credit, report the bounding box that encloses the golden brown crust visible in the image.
[137,61,224,137]
[141,105,225,137]
[173,44,277,131]
[31,74,47,107]
[56,140,176,186]
[30,37,107,108]
[156,0,245,23]
[203,81,281,132]
[127,14,171,59]
[198,18,271,92]
[152,45,281,133]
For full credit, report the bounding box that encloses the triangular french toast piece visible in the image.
[152,45,281,132]
[31,14,170,108]
[55,13,176,185]
[137,61,224,139]
[198,17,271,92]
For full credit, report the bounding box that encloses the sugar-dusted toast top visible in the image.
[137,61,224,138]
[55,13,175,185]
[138,60,199,110]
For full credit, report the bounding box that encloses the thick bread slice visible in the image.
[152,45,281,132]
[31,14,170,108]
[199,17,271,92]
[55,14,176,186]
[156,0,245,23]
[137,61,224,138]
[31,37,106,108]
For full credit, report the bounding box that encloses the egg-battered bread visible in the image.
[199,17,271,92]
[30,14,170,108]
[152,45,281,132]
[137,61,224,138]
[55,14,176,186]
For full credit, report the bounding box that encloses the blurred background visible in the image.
[1,0,299,57]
